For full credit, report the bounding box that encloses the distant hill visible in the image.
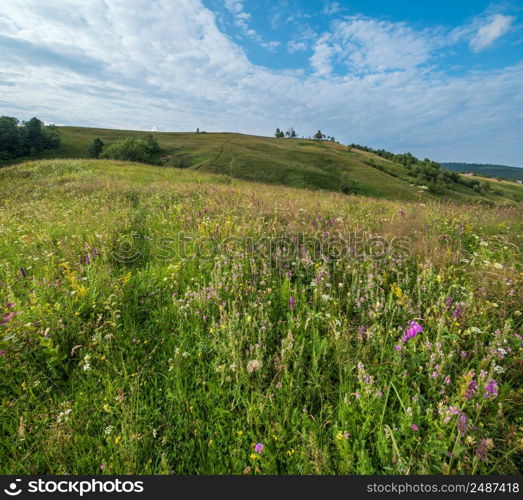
[2,126,523,203]
[441,162,523,181]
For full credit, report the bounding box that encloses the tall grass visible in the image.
[0,160,521,474]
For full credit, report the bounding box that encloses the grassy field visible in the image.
[0,158,521,474]
[5,126,523,203]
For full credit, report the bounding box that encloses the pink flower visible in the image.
[395,345,402,351]
[0,311,20,326]
[0,350,6,356]
[411,424,419,431]
[254,443,263,454]
[289,296,296,310]
[6,303,15,309]
[402,321,423,342]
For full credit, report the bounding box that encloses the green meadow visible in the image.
[6,126,523,203]
[0,158,521,474]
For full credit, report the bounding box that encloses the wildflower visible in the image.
[254,443,263,454]
[359,325,367,342]
[402,321,423,342]
[475,439,488,461]
[444,375,451,385]
[452,306,462,319]
[458,412,468,436]
[394,345,402,351]
[464,380,477,400]
[6,303,15,309]
[0,350,5,356]
[289,296,296,310]
[247,360,261,373]
[445,296,453,309]
[483,379,498,399]
[1,311,20,325]
[344,431,350,439]
[100,463,106,471]
[411,424,419,431]
[249,454,258,460]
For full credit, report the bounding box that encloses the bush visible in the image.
[100,136,161,164]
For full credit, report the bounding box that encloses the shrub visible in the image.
[100,136,161,164]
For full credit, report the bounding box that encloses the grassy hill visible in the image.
[442,162,523,181]
[5,126,523,204]
[0,158,521,474]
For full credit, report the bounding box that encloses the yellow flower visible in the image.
[114,435,121,445]
[249,453,258,460]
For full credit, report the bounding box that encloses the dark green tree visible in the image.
[87,138,105,158]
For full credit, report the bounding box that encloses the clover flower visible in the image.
[402,321,423,342]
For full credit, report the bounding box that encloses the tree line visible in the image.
[0,116,61,160]
[275,128,336,142]
[348,143,496,195]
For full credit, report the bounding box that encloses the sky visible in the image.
[0,0,522,165]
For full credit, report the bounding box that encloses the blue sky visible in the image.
[0,0,522,165]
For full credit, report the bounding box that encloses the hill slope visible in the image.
[441,162,523,181]
[0,158,521,474]
[4,126,523,203]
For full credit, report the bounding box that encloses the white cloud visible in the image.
[288,40,308,53]
[470,14,514,52]
[224,0,259,40]
[0,0,521,164]
[261,41,281,52]
[323,2,341,16]
[309,16,436,76]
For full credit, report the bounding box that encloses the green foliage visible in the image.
[87,138,105,158]
[442,163,523,181]
[0,116,60,160]
[100,136,161,164]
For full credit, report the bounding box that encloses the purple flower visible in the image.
[0,311,20,326]
[411,424,419,431]
[457,412,468,437]
[445,296,453,309]
[452,305,462,319]
[483,379,498,399]
[402,321,423,342]
[0,350,6,356]
[289,296,296,310]
[85,254,91,265]
[359,325,367,342]
[395,345,402,351]
[254,443,263,454]
[6,302,15,309]
[399,210,406,217]
[475,439,488,461]
[464,380,477,400]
